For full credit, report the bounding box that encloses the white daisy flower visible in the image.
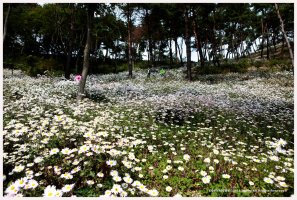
[43,185,57,197]
[166,186,172,192]
[202,175,211,184]
[222,174,231,179]
[264,177,274,184]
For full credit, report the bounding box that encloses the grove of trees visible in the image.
[3,3,294,84]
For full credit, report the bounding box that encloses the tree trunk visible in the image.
[260,18,264,59]
[192,20,205,68]
[266,23,270,59]
[169,38,173,68]
[174,37,178,64]
[146,8,154,67]
[127,4,133,78]
[65,47,72,79]
[77,5,93,101]
[275,3,294,66]
[3,4,11,42]
[184,7,192,81]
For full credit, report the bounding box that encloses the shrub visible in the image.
[237,58,249,72]
[268,59,292,71]
[197,59,249,75]
[23,56,64,77]
[134,61,150,69]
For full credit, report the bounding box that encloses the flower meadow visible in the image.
[3,68,294,197]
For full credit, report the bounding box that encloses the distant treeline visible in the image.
[3,3,294,78]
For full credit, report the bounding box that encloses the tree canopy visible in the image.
[3,3,294,79]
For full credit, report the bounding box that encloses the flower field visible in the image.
[3,68,294,197]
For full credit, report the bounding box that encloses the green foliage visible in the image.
[253,60,263,68]
[133,61,150,69]
[197,60,249,75]
[74,187,97,197]
[267,59,292,71]
[85,90,109,103]
[159,68,166,75]
[23,55,63,77]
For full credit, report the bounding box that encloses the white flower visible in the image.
[120,191,128,197]
[166,186,172,192]
[183,154,190,161]
[222,174,230,179]
[123,176,133,184]
[43,185,57,197]
[5,184,19,195]
[249,181,254,186]
[97,172,104,177]
[34,157,43,163]
[13,165,25,173]
[200,170,207,177]
[78,145,90,154]
[15,178,27,188]
[50,148,60,155]
[110,170,118,177]
[132,180,141,187]
[86,180,95,185]
[104,190,112,196]
[264,177,274,184]
[276,176,285,181]
[62,184,74,193]
[163,175,168,179]
[111,184,123,194]
[27,163,34,167]
[55,189,63,197]
[71,166,81,174]
[166,165,172,170]
[279,182,288,187]
[148,189,159,196]
[134,167,142,171]
[61,148,71,155]
[107,160,117,167]
[202,175,211,184]
[213,149,219,155]
[138,184,148,192]
[128,153,136,160]
[269,155,279,161]
[204,158,211,163]
[178,166,184,171]
[113,176,122,182]
[277,138,287,147]
[60,172,73,179]
[214,159,219,164]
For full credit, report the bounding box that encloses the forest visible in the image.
[3,3,294,77]
[2,3,294,197]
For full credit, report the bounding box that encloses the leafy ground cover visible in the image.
[3,68,294,197]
